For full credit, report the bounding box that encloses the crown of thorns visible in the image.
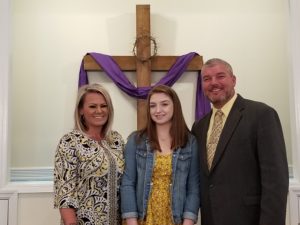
[133,35,157,62]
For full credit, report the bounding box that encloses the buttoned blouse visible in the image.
[54,129,124,225]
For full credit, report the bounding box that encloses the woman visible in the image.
[121,85,200,225]
[54,83,124,225]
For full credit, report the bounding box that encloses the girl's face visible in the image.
[149,92,174,126]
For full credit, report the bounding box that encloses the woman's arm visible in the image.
[54,133,80,221]
[59,208,77,225]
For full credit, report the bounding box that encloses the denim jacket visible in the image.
[121,132,200,224]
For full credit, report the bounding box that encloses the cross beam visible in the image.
[83,5,203,129]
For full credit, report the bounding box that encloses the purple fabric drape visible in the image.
[78,52,210,120]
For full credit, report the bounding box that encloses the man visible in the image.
[191,58,289,225]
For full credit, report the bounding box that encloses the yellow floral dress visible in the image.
[139,153,175,225]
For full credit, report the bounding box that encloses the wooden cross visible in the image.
[83,5,203,129]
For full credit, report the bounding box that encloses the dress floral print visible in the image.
[54,130,124,225]
[139,154,175,225]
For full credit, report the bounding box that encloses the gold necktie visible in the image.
[207,110,223,170]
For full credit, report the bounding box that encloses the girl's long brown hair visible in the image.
[138,85,190,151]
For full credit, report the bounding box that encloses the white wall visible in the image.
[0,0,295,224]
[10,0,291,168]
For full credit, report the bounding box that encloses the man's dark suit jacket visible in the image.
[191,94,289,225]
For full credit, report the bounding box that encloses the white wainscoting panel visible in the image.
[289,180,300,225]
[0,192,17,225]
[0,199,8,225]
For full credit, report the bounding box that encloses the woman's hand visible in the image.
[59,208,78,225]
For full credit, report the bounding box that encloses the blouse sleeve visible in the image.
[109,130,125,151]
[54,132,79,209]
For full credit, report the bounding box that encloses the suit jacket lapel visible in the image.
[209,95,245,173]
[201,112,211,176]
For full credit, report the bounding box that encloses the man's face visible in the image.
[202,63,236,109]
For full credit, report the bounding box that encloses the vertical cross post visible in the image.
[136,5,151,129]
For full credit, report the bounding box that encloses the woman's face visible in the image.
[149,92,174,126]
[80,92,108,131]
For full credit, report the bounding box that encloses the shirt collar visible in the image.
[212,93,238,118]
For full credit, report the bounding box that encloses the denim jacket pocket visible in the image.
[176,151,192,172]
[136,149,147,170]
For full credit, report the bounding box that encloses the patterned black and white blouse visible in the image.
[54,129,124,225]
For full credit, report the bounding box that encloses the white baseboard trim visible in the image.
[9,165,293,181]
[10,167,53,182]
[2,167,54,193]
[289,165,293,178]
